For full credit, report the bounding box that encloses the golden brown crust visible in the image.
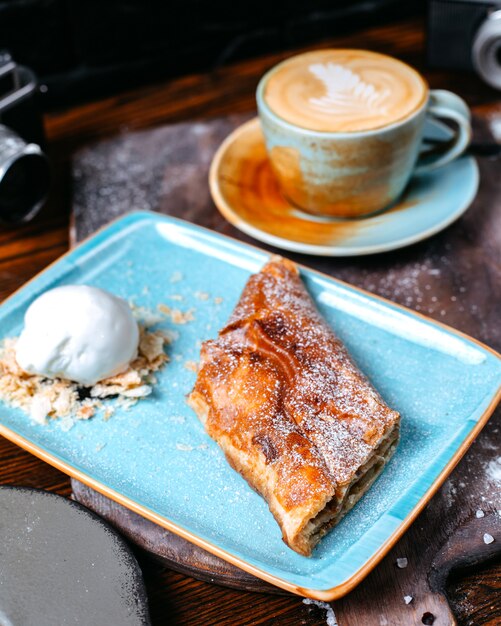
[188,256,400,555]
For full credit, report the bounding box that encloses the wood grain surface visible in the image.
[1,17,500,626]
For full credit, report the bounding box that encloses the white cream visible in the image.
[16,285,139,386]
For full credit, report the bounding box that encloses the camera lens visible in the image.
[473,10,501,90]
[0,148,50,223]
[0,125,50,224]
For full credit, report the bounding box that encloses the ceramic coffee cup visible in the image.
[256,50,471,218]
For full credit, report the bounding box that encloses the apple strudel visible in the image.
[188,257,399,556]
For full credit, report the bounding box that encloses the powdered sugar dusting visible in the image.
[485,457,501,483]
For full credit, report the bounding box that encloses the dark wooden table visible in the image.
[1,17,500,626]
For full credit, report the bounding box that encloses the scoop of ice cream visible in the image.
[15,285,139,386]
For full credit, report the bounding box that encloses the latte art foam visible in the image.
[308,63,390,116]
[263,50,427,132]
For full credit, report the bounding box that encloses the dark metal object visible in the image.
[427,0,501,89]
[473,9,501,88]
[0,53,50,223]
[0,486,151,626]
[0,124,50,223]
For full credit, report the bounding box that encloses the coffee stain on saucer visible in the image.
[210,117,478,254]
[215,119,365,246]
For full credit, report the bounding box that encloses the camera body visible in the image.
[0,53,49,224]
[0,53,46,148]
[428,0,501,89]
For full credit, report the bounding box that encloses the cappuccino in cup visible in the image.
[257,50,471,218]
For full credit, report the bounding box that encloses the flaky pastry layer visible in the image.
[188,257,400,555]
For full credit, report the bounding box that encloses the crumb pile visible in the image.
[0,276,223,430]
[0,325,169,426]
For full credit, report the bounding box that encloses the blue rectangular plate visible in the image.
[1,211,500,600]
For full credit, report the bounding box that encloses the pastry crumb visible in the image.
[76,403,96,420]
[184,360,198,373]
[476,509,485,518]
[171,308,195,324]
[396,557,408,569]
[194,291,210,301]
[170,271,183,283]
[214,297,223,305]
[483,533,494,544]
[158,303,195,325]
[103,406,115,421]
[403,596,413,605]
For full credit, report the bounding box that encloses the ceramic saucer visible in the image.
[209,118,479,256]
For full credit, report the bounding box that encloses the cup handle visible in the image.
[414,89,472,175]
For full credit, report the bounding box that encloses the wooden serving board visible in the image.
[71,113,501,624]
